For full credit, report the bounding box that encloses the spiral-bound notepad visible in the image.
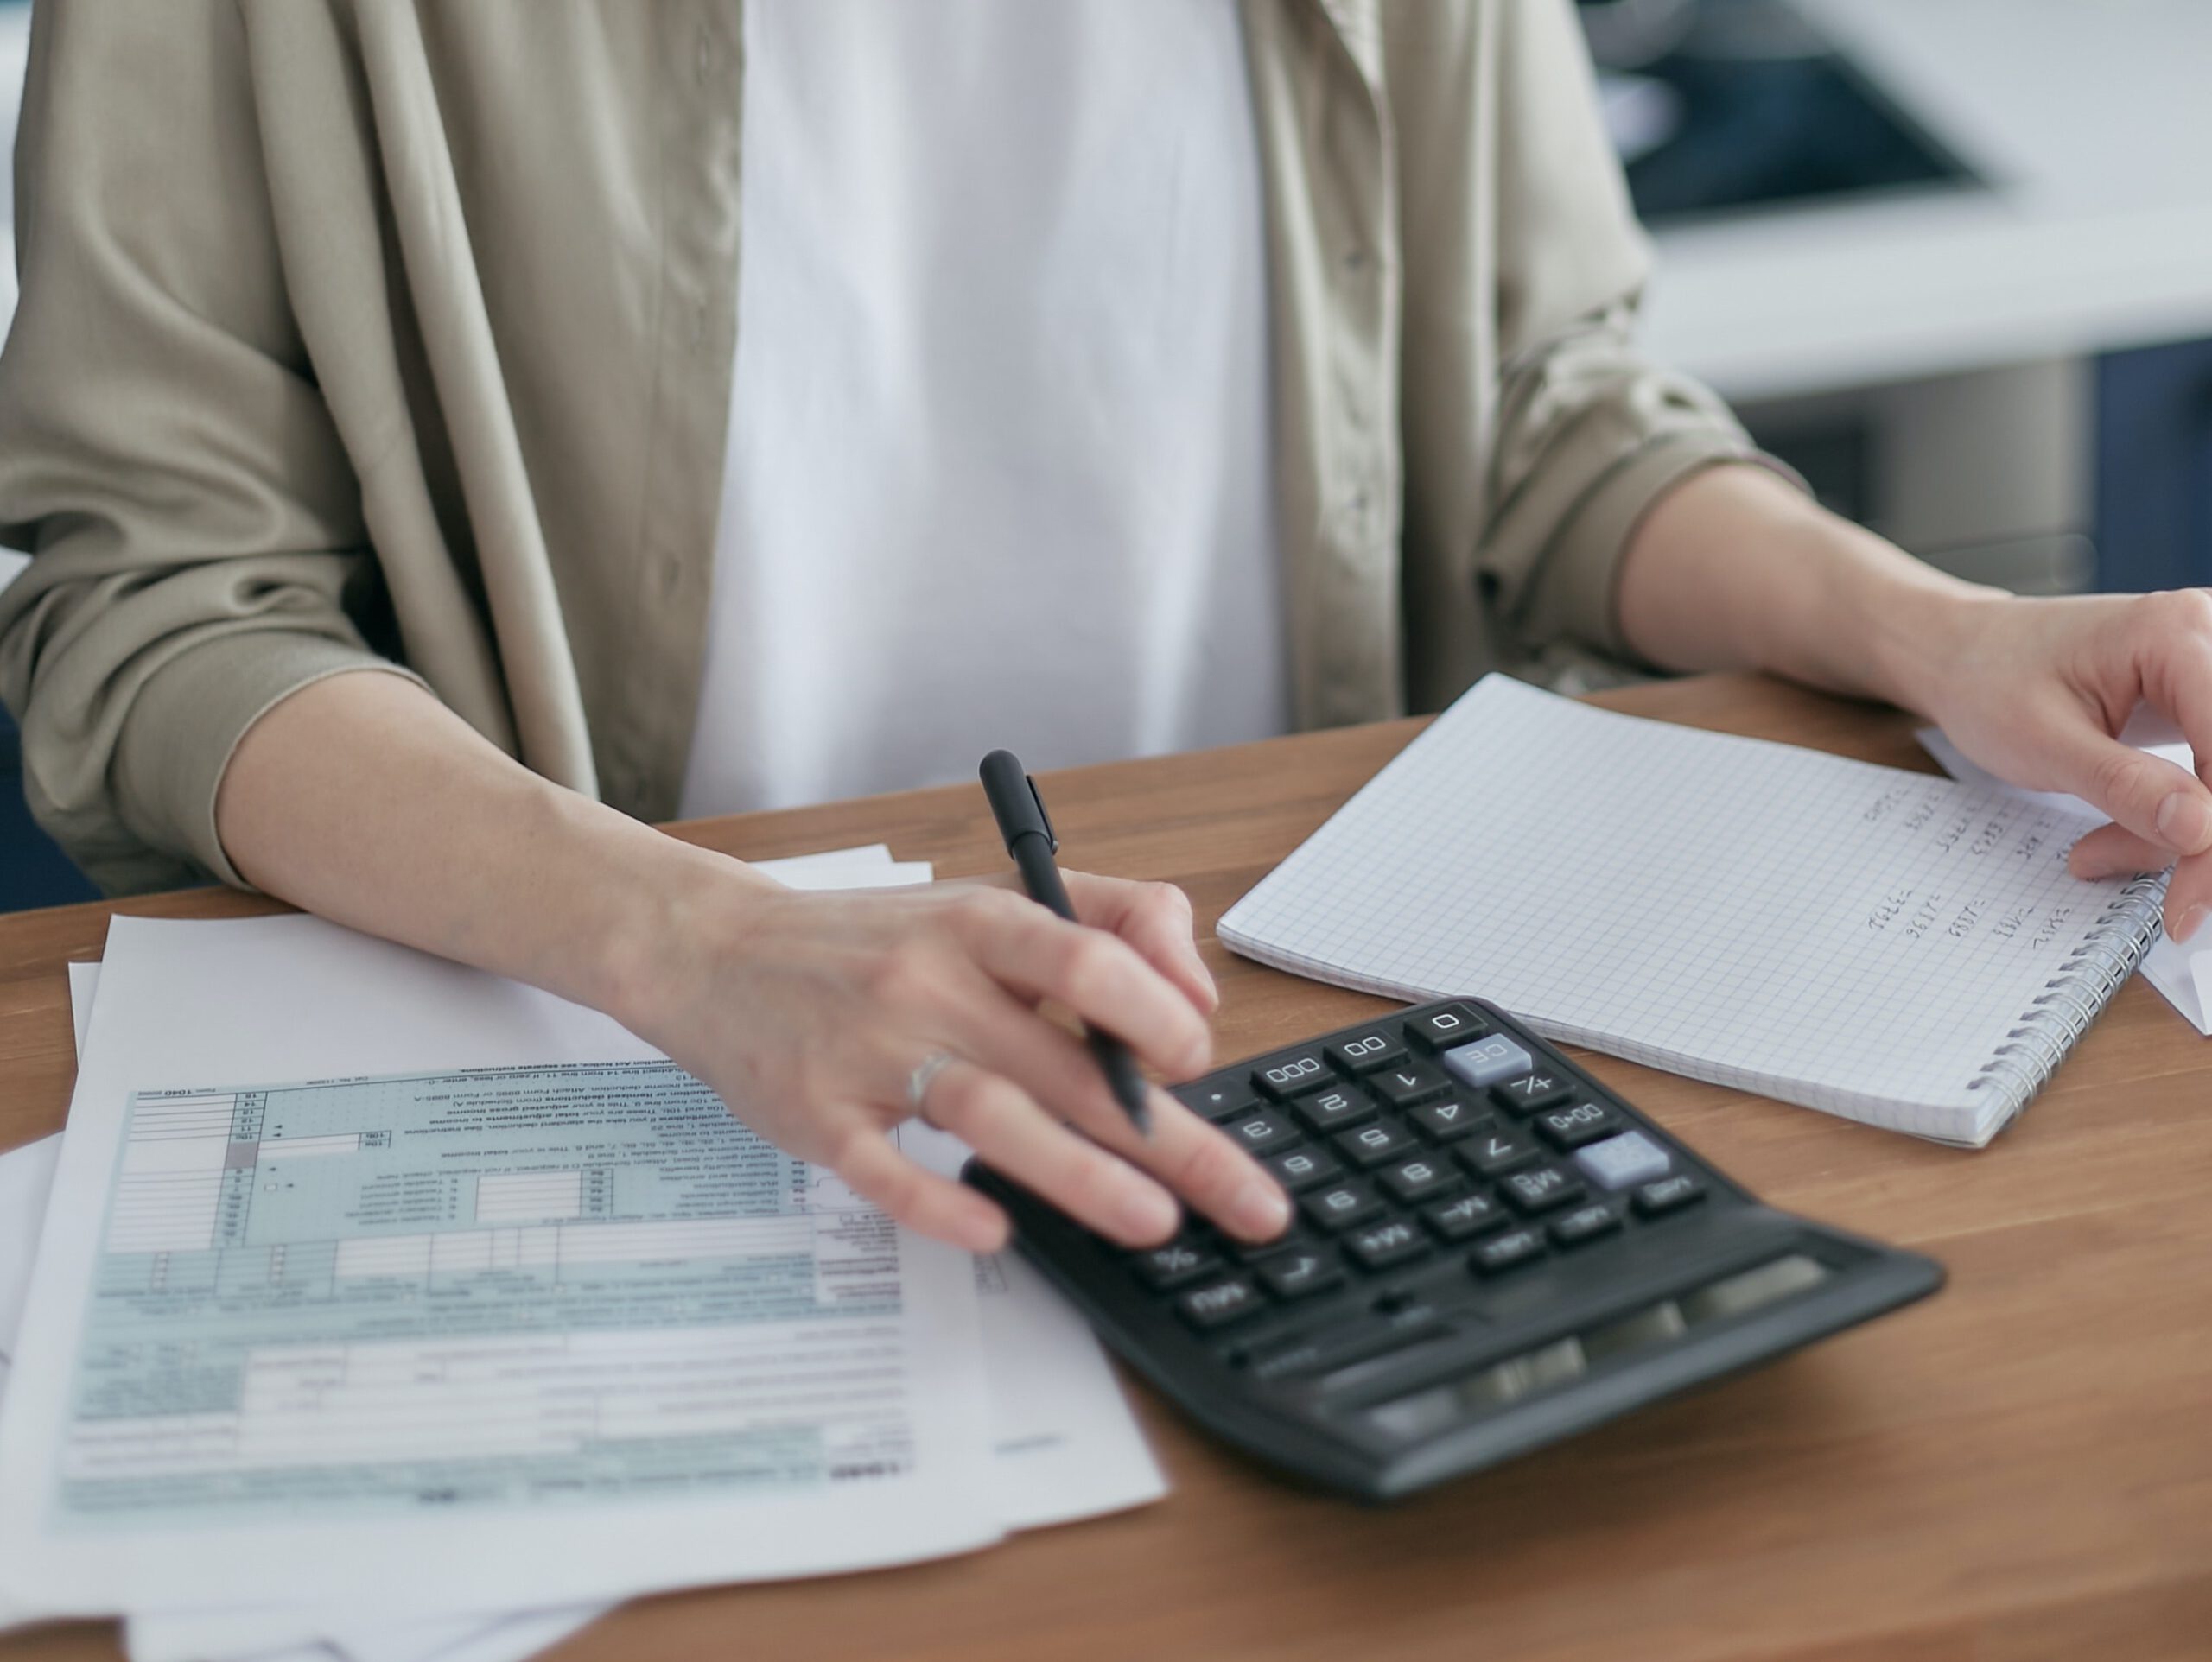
[1218,676,2165,1146]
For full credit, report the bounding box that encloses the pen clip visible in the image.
[1026,775,1058,853]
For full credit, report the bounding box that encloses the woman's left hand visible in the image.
[1906,587,2212,940]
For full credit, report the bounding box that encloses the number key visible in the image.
[1376,1155,1457,1206]
[1327,1029,1408,1075]
[1300,1180,1385,1233]
[1334,1120,1419,1169]
[1251,1050,1335,1100]
[1456,1126,1541,1179]
[1408,1096,1488,1142]
[1264,1145,1344,1192]
[1407,1004,1490,1048]
[1224,1109,1299,1156]
[1293,1085,1376,1135]
[1371,1062,1453,1109]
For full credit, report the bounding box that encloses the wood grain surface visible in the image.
[1,673,2206,1662]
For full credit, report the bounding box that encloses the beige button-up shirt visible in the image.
[0,0,1769,895]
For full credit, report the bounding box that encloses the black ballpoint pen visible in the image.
[979,749,1154,1137]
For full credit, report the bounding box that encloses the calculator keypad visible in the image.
[1145,1007,1716,1342]
[969,996,1935,1503]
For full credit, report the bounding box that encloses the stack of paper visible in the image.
[0,846,1164,1662]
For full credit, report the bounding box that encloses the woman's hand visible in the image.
[612,866,1295,1255]
[1901,588,2212,939]
[1618,465,2212,940]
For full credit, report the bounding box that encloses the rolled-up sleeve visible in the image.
[0,0,416,893]
[1471,0,1799,665]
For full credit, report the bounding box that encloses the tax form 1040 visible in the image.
[0,911,1142,1623]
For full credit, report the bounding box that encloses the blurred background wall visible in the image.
[1,0,2210,908]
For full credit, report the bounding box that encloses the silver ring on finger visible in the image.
[906,1050,960,1125]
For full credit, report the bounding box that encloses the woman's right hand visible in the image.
[611,860,1295,1255]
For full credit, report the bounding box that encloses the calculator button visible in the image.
[1439,1035,1536,1091]
[1174,1079,1262,1122]
[1471,1227,1547,1275]
[1264,1145,1344,1192]
[1576,1130,1673,1190]
[1250,1050,1336,1100]
[1455,1126,1541,1179]
[1224,1227,1313,1265]
[1134,1239,1219,1290]
[1344,1218,1429,1272]
[1224,1109,1300,1157]
[1408,1097,1488,1142]
[1326,1029,1409,1075]
[1371,1063,1453,1109]
[1548,1202,1622,1249]
[1532,1100,1625,1151]
[1292,1085,1376,1135]
[1376,1156,1457,1206]
[1501,1164,1587,1215]
[1256,1247,1346,1301]
[1300,1180,1385,1233]
[1406,1004,1490,1048]
[1491,1071,1574,1115]
[1178,1277,1265,1329]
[1633,1173,1708,1217]
[1422,1190,1506,1242]
[1334,1120,1419,1169]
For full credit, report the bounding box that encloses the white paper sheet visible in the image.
[0,911,1001,1619]
[10,844,1160,1662]
[1916,725,2210,1034]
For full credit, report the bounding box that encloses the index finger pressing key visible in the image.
[1090,1088,1292,1243]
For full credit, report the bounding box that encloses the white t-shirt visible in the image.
[678,0,1289,818]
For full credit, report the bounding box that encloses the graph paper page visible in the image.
[1219,676,2152,1142]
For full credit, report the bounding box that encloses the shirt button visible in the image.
[1344,246,1370,272]
[695,25,712,86]
[655,549,683,599]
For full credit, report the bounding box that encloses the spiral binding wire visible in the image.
[1970,872,2168,1123]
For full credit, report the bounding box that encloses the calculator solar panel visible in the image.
[964,999,1942,1500]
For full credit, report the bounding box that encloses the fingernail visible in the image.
[1120,1183,1179,1242]
[2173,904,2208,943]
[1231,1178,1292,1240]
[2158,791,2212,853]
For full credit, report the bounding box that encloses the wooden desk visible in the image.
[2,674,2208,1662]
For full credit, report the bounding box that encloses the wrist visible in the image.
[545,797,780,1036]
[1771,509,2002,716]
[1842,549,2010,720]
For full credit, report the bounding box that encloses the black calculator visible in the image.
[963,999,1942,1500]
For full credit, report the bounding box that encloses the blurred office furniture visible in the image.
[1611,0,2212,597]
